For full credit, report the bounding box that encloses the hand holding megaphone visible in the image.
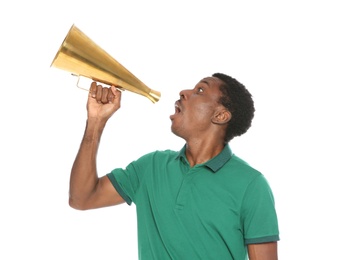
[87,82,122,122]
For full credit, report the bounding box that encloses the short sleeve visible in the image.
[241,174,280,244]
[106,152,153,205]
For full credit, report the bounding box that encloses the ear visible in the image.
[211,108,231,125]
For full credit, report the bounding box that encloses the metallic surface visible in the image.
[51,25,161,103]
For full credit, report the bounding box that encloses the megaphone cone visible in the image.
[51,24,161,103]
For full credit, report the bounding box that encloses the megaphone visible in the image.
[51,25,161,103]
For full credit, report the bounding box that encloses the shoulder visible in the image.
[135,149,179,163]
[226,154,262,178]
[220,154,275,195]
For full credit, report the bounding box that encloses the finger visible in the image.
[101,87,109,104]
[108,87,114,103]
[110,85,122,102]
[96,84,103,103]
[89,82,97,98]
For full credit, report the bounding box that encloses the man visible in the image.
[69,73,280,259]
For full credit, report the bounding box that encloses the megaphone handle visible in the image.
[74,75,90,91]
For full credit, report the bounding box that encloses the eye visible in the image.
[197,87,204,93]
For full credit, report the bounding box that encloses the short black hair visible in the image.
[212,73,255,143]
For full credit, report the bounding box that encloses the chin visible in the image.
[170,126,183,139]
[170,124,178,136]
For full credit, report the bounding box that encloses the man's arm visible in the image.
[69,82,125,210]
[247,242,278,260]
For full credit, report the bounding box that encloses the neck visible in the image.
[185,138,225,167]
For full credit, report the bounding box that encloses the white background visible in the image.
[1,1,340,259]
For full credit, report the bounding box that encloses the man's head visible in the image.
[213,73,255,143]
[170,73,254,143]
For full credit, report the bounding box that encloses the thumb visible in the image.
[109,85,121,103]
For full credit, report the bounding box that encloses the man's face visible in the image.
[170,76,225,140]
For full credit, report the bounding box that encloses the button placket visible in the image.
[174,166,200,211]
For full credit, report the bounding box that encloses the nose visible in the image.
[179,89,190,100]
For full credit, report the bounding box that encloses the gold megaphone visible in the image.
[51,24,161,103]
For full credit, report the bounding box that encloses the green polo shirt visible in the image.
[107,145,279,259]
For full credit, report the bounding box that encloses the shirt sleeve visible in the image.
[241,174,280,244]
[106,152,154,205]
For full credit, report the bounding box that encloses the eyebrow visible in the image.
[200,79,211,87]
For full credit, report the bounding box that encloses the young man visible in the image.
[69,73,280,259]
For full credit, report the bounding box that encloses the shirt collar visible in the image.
[177,144,233,173]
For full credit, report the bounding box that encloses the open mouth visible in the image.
[174,101,181,114]
[170,101,182,120]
